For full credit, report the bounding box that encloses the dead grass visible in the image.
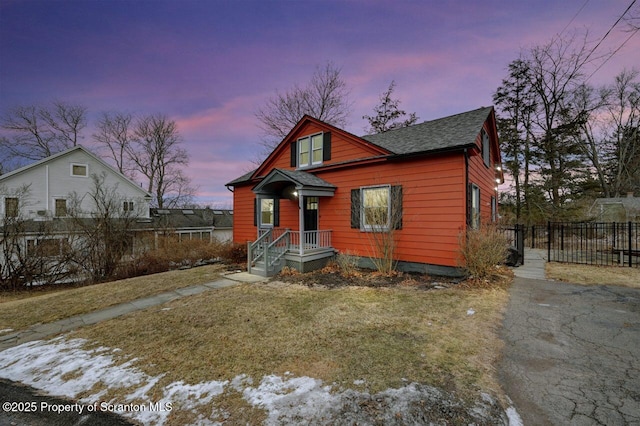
[546,262,640,288]
[0,264,224,331]
[71,282,510,425]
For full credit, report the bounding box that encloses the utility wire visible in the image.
[559,0,590,37]
[584,0,637,64]
[586,27,640,81]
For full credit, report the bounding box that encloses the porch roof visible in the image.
[252,168,336,197]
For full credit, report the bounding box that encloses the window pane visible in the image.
[311,134,323,163]
[5,197,18,218]
[363,187,389,227]
[298,138,310,166]
[261,199,274,225]
[72,164,87,176]
[55,199,67,217]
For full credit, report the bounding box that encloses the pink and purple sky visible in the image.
[1,0,638,207]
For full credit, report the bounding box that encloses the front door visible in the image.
[303,197,318,232]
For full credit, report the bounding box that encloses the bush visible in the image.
[335,251,359,276]
[458,225,509,280]
[219,242,248,264]
[116,237,226,280]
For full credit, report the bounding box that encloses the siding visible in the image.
[468,122,500,226]
[256,121,387,176]
[234,153,467,267]
[1,149,149,219]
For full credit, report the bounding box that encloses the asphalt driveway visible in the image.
[499,277,640,425]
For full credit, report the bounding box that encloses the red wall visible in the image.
[232,116,501,269]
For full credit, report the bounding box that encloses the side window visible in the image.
[55,198,67,217]
[482,130,490,167]
[4,197,19,218]
[470,184,480,229]
[123,201,134,212]
[491,196,497,223]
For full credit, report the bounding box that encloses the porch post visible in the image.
[299,193,305,256]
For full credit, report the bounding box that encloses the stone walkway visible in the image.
[0,271,266,351]
[513,248,547,280]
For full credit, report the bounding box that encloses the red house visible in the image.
[226,106,503,277]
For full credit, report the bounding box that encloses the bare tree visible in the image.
[0,101,87,162]
[68,172,142,282]
[255,61,352,151]
[94,111,135,174]
[363,80,418,134]
[0,184,76,290]
[129,114,193,208]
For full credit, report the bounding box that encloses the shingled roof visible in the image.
[226,106,493,186]
[362,106,493,155]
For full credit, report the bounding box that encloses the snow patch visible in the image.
[507,406,524,426]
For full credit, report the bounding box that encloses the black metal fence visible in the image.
[499,224,525,266]
[547,222,639,267]
[502,222,640,268]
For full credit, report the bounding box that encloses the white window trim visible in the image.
[481,130,490,168]
[53,197,67,217]
[70,163,88,177]
[259,197,275,228]
[297,132,324,169]
[361,184,391,232]
[471,184,480,229]
[3,196,19,218]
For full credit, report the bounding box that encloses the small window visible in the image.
[362,186,390,231]
[4,197,18,218]
[27,238,69,258]
[55,198,67,217]
[491,196,497,223]
[470,184,481,229]
[297,133,323,168]
[481,130,490,167]
[71,163,88,177]
[260,198,274,227]
[123,201,134,212]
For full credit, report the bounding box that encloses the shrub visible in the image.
[335,251,360,276]
[219,242,248,264]
[458,225,509,280]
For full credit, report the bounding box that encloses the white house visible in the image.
[0,145,151,220]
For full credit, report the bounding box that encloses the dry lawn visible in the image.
[0,264,224,332]
[71,282,510,425]
[546,262,640,289]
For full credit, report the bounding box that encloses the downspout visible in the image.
[45,165,50,213]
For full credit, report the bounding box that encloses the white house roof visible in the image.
[0,145,152,199]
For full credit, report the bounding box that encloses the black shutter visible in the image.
[391,185,403,230]
[254,198,258,226]
[274,198,280,227]
[323,132,331,162]
[351,189,361,229]
[290,142,297,167]
[466,184,472,226]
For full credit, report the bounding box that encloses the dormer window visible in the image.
[298,133,324,168]
[291,132,331,169]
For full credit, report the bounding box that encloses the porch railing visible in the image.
[290,230,332,255]
[249,229,333,275]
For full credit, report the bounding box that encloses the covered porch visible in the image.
[248,169,336,277]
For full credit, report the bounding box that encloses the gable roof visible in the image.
[362,106,494,155]
[0,145,152,198]
[227,106,496,187]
